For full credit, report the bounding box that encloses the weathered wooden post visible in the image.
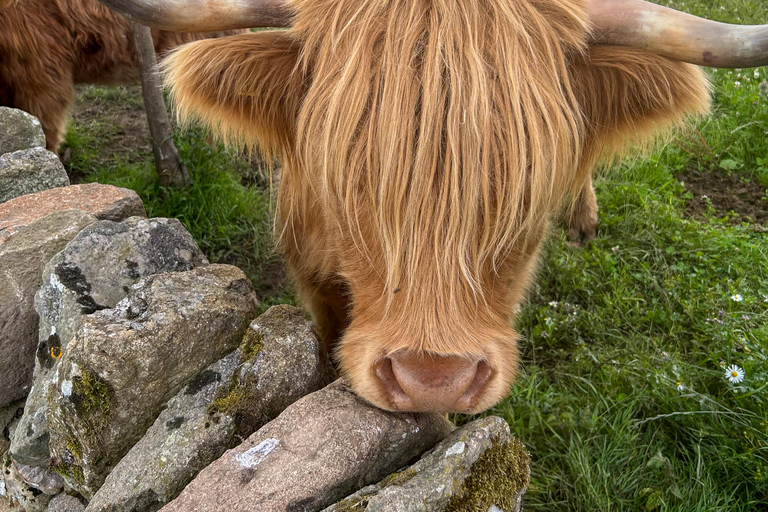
[130,22,192,188]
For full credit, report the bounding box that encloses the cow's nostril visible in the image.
[376,353,493,413]
[457,360,493,410]
[374,357,413,409]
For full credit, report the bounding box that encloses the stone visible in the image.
[10,217,208,467]
[2,453,54,512]
[159,379,453,512]
[47,494,85,512]
[324,416,530,512]
[0,401,24,458]
[87,305,336,512]
[0,184,145,244]
[0,210,98,407]
[0,148,70,204]
[47,265,259,498]
[0,108,46,154]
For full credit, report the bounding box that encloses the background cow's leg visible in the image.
[10,70,75,152]
[567,176,598,246]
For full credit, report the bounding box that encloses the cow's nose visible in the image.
[374,353,493,412]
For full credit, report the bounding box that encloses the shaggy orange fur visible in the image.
[164,0,710,413]
[0,0,242,151]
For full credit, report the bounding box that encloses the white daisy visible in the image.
[676,381,684,391]
[725,364,745,384]
[548,301,559,307]
[731,294,743,302]
[735,81,742,88]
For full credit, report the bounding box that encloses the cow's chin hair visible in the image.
[335,327,520,415]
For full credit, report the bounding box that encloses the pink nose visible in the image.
[374,352,493,412]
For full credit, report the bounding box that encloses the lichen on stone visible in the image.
[333,496,370,512]
[379,467,418,489]
[444,437,531,512]
[206,371,264,438]
[240,330,263,362]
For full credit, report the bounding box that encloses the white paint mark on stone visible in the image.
[235,438,279,469]
[436,485,445,493]
[61,380,72,397]
[0,480,5,496]
[50,325,56,336]
[50,273,65,292]
[445,441,466,457]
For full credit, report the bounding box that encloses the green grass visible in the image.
[475,2,768,510]
[62,2,768,509]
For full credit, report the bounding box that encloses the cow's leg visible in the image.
[567,176,598,246]
[5,65,75,152]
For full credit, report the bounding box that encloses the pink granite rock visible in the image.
[0,184,145,244]
[159,380,453,512]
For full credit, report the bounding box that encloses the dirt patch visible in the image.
[676,168,768,225]
[65,85,152,181]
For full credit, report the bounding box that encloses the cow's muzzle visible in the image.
[374,352,493,413]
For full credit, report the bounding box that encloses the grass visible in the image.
[61,1,768,509]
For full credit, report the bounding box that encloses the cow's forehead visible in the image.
[289,0,588,302]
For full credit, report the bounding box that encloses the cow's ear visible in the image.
[570,45,711,167]
[163,31,305,158]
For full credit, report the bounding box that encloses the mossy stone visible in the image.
[444,437,531,512]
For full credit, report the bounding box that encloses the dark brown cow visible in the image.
[100,0,768,413]
[0,0,242,151]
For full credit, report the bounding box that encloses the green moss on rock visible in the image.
[65,436,83,460]
[71,368,114,441]
[72,368,112,418]
[379,467,418,489]
[444,437,531,512]
[52,461,85,487]
[333,496,369,512]
[207,370,267,438]
[240,331,263,362]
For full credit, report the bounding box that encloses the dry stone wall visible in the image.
[0,108,530,512]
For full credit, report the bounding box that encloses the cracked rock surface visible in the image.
[46,265,259,498]
[0,148,69,204]
[0,210,97,407]
[10,217,207,467]
[86,305,335,512]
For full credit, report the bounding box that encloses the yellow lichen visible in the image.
[444,437,531,512]
[379,467,418,489]
[333,496,369,512]
[241,331,263,362]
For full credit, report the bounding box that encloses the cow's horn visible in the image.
[97,0,291,32]
[587,0,768,68]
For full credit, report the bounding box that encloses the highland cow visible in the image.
[0,0,242,151]
[99,0,767,413]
